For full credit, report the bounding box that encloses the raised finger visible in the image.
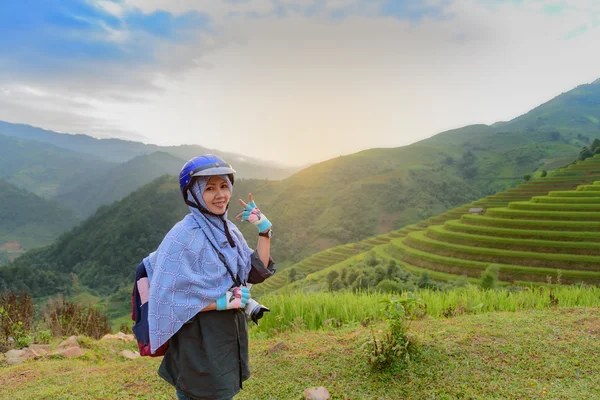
[248,193,253,203]
[238,198,248,208]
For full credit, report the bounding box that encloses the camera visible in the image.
[244,284,270,325]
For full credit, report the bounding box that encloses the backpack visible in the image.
[131,262,169,357]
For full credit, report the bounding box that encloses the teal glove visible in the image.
[236,198,272,233]
[216,286,250,311]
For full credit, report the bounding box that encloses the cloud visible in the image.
[0,0,212,92]
[0,85,146,141]
[3,0,600,165]
[564,23,589,39]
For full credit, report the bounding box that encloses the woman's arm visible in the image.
[201,302,217,312]
[256,233,271,266]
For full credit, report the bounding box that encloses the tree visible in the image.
[540,170,547,178]
[458,151,478,179]
[330,278,344,291]
[288,268,297,283]
[327,270,339,290]
[523,174,532,182]
[591,138,600,153]
[580,146,593,161]
[365,251,378,267]
[480,264,500,290]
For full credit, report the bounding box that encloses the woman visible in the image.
[142,154,275,400]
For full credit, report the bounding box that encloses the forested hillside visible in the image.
[0,124,298,250]
[4,79,600,300]
[0,176,185,296]
[0,134,114,198]
[53,152,187,218]
[0,179,78,254]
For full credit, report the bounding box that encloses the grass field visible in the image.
[2,306,599,399]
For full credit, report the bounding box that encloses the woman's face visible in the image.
[202,175,231,215]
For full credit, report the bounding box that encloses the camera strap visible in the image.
[207,239,243,287]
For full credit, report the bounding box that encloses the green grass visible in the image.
[444,219,600,242]
[532,196,600,203]
[2,295,600,399]
[461,214,600,230]
[254,284,600,333]
[426,225,600,255]
[404,231,600,271]
[391,238,600,284]
[508,201,600,211]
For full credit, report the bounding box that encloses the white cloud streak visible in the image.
[3,0,600,165]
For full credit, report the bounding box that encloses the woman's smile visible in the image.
[202,175,231,215]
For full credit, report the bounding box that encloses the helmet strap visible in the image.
[183,186,237,248]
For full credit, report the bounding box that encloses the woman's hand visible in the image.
[236,193,272,233]
[216,286,250,310]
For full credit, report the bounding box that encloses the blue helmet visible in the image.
[179,154,236,193]
[179,154,238,247]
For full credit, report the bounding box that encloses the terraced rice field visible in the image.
[261,155,600,293]
[391,180,600,284]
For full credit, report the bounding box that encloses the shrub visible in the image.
[327,270,339,290]
[376,279,403,293]
[118,323,133,335]
[480,264,500,290]
[365,251,379,267]
[42,295,111,339]
[361,297,420,371]
[0,290,34,349]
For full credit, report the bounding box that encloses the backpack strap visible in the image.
[207,239,243,287]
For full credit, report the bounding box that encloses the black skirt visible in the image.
[158,309,250,400]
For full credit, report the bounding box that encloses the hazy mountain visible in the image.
[500,80,600,135]
[0,133,115,198]
[0,179,78,254]
[0,121,301,179]
[162,145,300,180]
[4,79,600,298]
[0,121,153,163]
[54,151,187,218]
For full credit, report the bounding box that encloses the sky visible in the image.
[1,0,600,166]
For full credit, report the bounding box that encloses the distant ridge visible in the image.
[0,179,78,252]
[0,120,301,177]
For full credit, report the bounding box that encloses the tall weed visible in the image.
[0,290,34,349]
[361,296,421,371]
[42,294,111,339]
[252,285,600,335]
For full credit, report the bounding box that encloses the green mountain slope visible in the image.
[501,80,600,135]
[6,79,600,299]
[0,134,115,198]
[0,176,187,296]
[53,151,187,218]
[268,154,600,295]
[0,179,78,256]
